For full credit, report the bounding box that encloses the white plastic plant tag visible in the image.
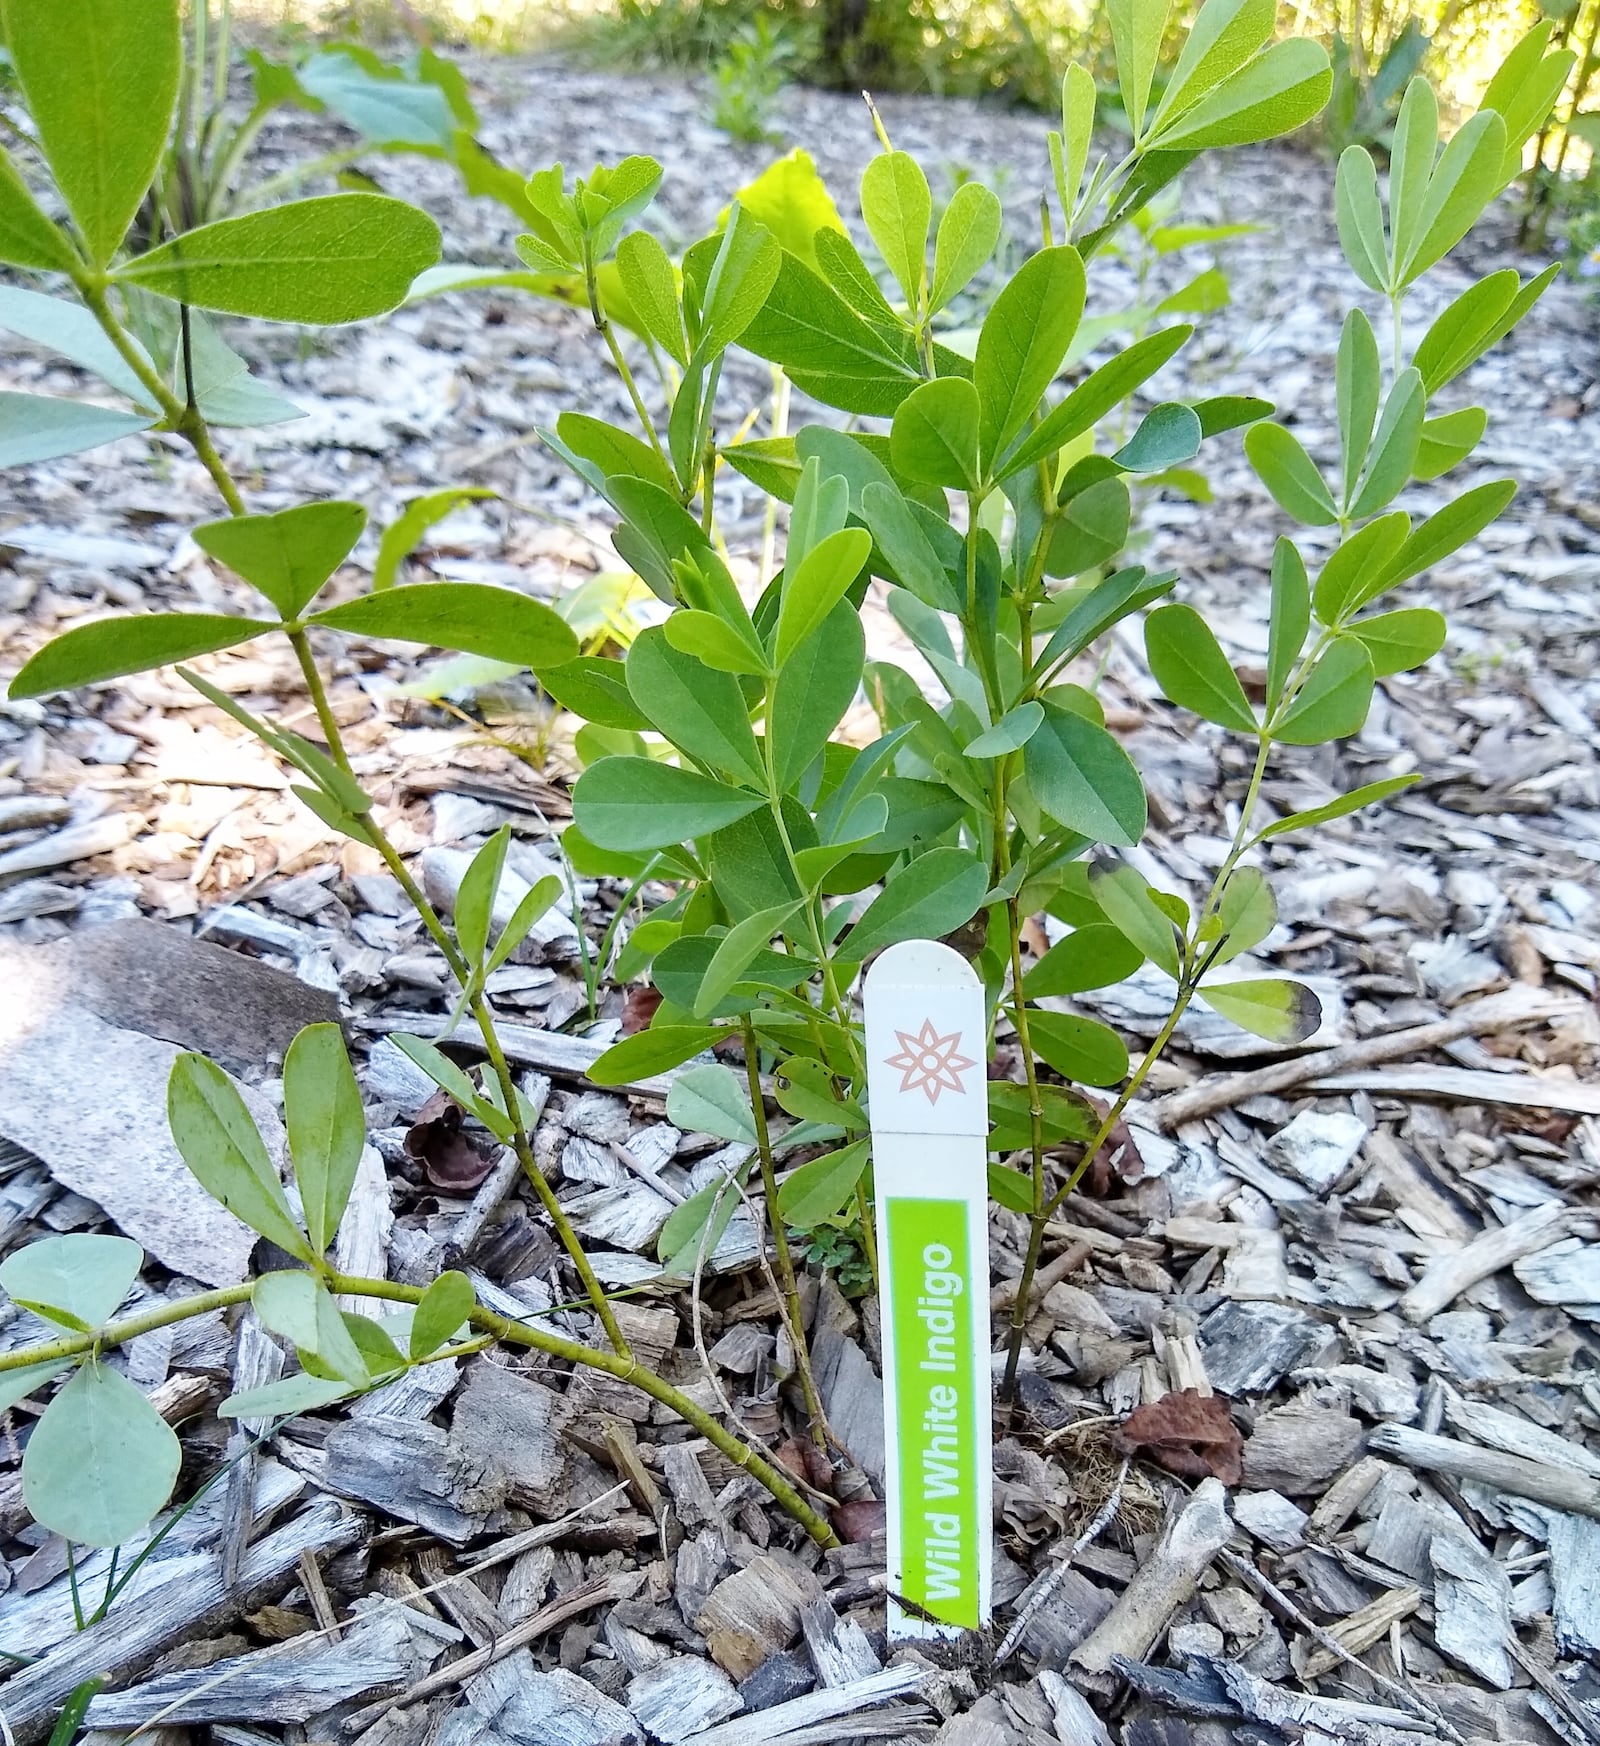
[863,938,991,1639]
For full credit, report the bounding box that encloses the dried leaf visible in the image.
[404,1088,494,1191]
[1114,1388,1243,1485]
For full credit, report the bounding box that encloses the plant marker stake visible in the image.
[864,938,991,1640]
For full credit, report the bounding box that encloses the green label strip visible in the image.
[887,1195,979,1629]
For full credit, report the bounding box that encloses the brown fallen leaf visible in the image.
[622,985,663,1035]
[1113,1388,1243,1485]
[405,1088,494,1191]
[831,1498,886,1544]
[774,1436,834,1493]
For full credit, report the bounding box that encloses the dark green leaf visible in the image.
[284,1023,365,1257]
[254,1271,369,1388]
[1088,857,1182,977]
[1213,865,1276,962]
[860,481,961,613]
[588,1025,723,1084]
[539,656,651,730]
[1023,704,1147,847]
[1349,606,1446,675]
[1113,402,1202,474]
[1414,267,1556,394]
[988,1081,1097,1151]
[965,701,1045,758]
[9,611,261,701]
[975,246,1086,470]
[115,195,442,324]
[986,1162,1035,1212]
[1144,603,1256,731]
[168,1053,313,1261]
[0,146,78,271]
[769,603,864,793]
[573,757,764,851]
[1336,308,1381,493]
[389,1035,511,1139]
[1312,512,1410,625]
[1023,923,1144,996]
[1414,407,1486,482]
[777,1140,869,1225]
[1350,368,1423,518]
[890,377,980,492]
[626,627,764,786]
[1027,1011,1129,1087]
[1334,146,1387,291]
[453,826,511,966]
[411,1270,475,1360]
[1266,537,1309,708]
[1367,479,1516,597]
[695,902,803,1019]
[195,502,366,619]
[835,846,989,963]
[1274,636,1374,744]
[311,582,579,671]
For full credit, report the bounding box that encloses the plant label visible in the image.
[864,938,991,1639]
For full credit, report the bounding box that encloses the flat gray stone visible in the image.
[0,943,274,1285]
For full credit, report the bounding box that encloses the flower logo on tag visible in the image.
[884,1019,976,1106]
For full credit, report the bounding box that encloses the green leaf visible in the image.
[0,1235,141,1332]
[411,1270,475,1360]
[23,1363,181,1548]
[1110,0,1173,139]
[1245,422,1337,525]
[987,1162,1034,1212]
[195,502,366,620]
[0,391,156,470]
[1153,0,1276,129]
[1414,268,1556,395]
[769,602,864,793]
[775,1058,866,1128]
[930,180,1002,314]
[1255,774,1420,841]
[733,147,846,269]
[1312,512,1411,625]
[617,229,687,366]
[1023,923,1144,996]
[1027,1011,1129,1087]
[696,203,782,361]
[696,903,803,1019]
[965,701,1045,758]
[486,875,564,976]
[453,825,511,968]
[573,757,764,851]
[311,582,578,671]
[115,194,442,324]
[1481,24,1573,188]
[1194,394,1272,436]
[9,611,262,701]
[1388,78,1438,281]
[168,1053,313,1262]
[283,1024,364,1257]
[1023,704,1147,847]
[1148,39,1331,150]
[1213,865,1276,962]
[1336,308,1381,494]
[541,656,652,729]
[666,1063,758,1143]
[1399,110,1507,286]
[860,481,961,614]
[373,489,496,592]
[0,146,77,271]
[1054,63,1098,218]
[0,1358,71,1416]
[1350,368,1423,518]
[220,1372,354,1419]
[1335,146,1389,292]
[1414,407,1486,482]
[626,627,764,786]
[665,610,772,677]
[3,0,180,267]
[1349,606,1446,675]
[1088,857,1182,978]
[890,377,981,492]
[975,246,1086,471]
[861,150,932,307]
[254,1271,369,1388]
[835,846,989,963]
[777,1141,869,1226]
[1200,976,1322,1043]
[1113,402,1202,474]
[388,1035,511,1140]
[342,1311,407,1379]
[1000,325,1192,480]
[1045,476,1131,579]
[1365,479,1516,605]
[1145,603,1256,731]
[657,1173,743,1273]
[1274,636,1374,744]
[787,456,850,573]
[1266,537,1309,708]
[588,1025,722,1084]
[988,1082,1096,1152]
[776,527,872,666]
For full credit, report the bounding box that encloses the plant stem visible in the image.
[741,1017,827,1447]
[288,629,354,776]
[0,1276,836,1548]
[585,259,672,471]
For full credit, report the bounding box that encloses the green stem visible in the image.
[287,628,354,776]
[0,1276,836,1547]
[585,259,671,470]
[741,1018,827,1446]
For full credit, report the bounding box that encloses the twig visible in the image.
[989,1240,1092,1317]
[1147,986,1584,1130]
[1217,1548,1464,1745]
[995,1458,1129,1665]
[611,1138,686,1206]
